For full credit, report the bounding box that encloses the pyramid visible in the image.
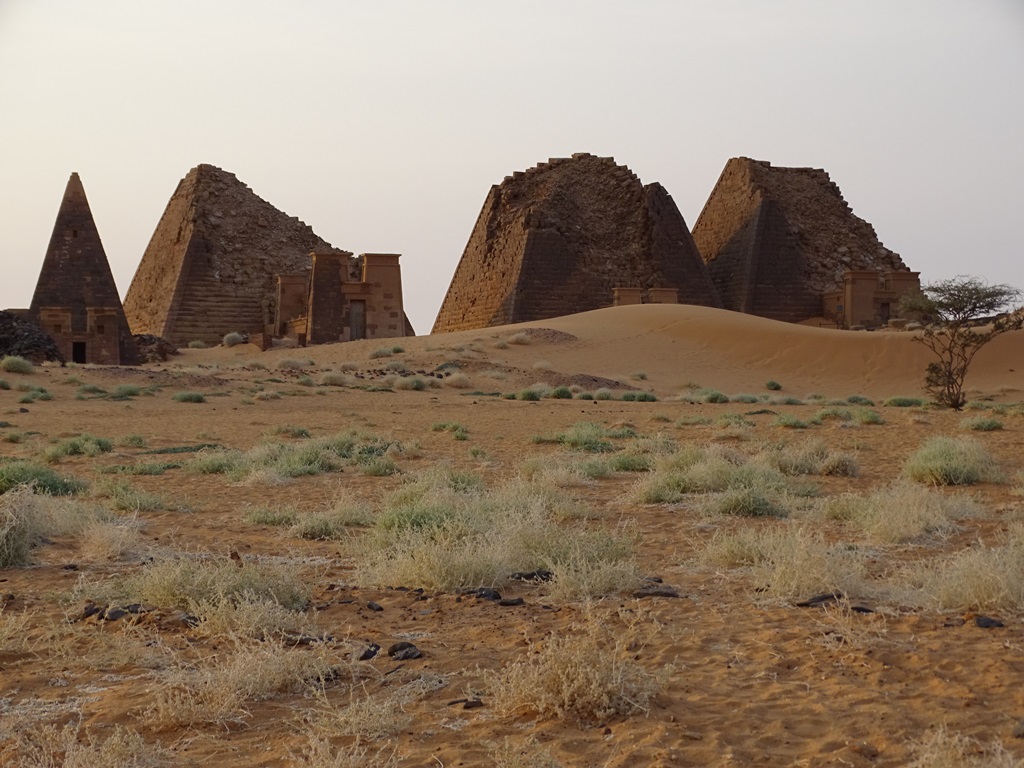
[29,173,138,364]
[432,153,721,333]
[692,157,909,323]
[123,164,339,345]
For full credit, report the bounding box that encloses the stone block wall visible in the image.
[29,173,138,364]
[433,154,719,333]
[124,164,338,345]
[693,158,911,324]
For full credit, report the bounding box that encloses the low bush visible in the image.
[884,396,926,408]
[489,615,667,722]
[277,358,312,370]
[903,436,1002,485]
[369,347,394,359]
[0,461,85,495]
[593,388,614,401]
[710,487,786,517]
[774,414,809,429]
[549,386,573,399]
[961,416,1003,431]
[187,340,208,349]
[173,392,206,403]
[0,355,34,374]
[765,380,782,391]
[846,394,874,406]
[222,332,245,347]
[42,433,113,463]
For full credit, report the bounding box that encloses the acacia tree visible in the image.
[899,276,1022,410]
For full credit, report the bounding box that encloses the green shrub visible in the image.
[961,416,1003,432]
[765,381,782,391]
[0,379,9,390]
[593,388,614,401]
[534,422,636,452]
[222,332,245,347]
[903,436,1002,485]
[774,414,809,429]
[575,391,594,401]
[620,392,637,402]
[730,394,760,404]
[173,392,206,403]
[0,356,34,374]
[394,376,427,391]
[42,433,113,463]
[369,347,394,359]
[846,394,874,406]
[0,462,85,495]
[853,408,885,425]
[630,371,647,381]
[277,358,311,370]
[549,386,573,399]
[519,389,541,401]
[884,396,926,408]
[811,407,852,424]
[699,389,729,404]
[633,392,658,402]
[245,506,299,526]
[710,487,786,518]
[110,384,141,399]
[771,396,804,406]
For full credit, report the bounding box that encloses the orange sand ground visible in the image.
[1,304,1023,766]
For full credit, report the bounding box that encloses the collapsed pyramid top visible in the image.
[123,164,340,344]
[29,172,138,363]
[692,157,908,322]
[432,153,720,333]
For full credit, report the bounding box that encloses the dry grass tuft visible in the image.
[906,725,1023,767]
[11,722,172,767]
[147,638,339,728]
[701,524,868,600]
[903,436,1003,485]
[813,481,979,544]
[489,612,668,723]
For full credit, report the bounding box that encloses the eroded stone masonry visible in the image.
[432,153,721,333]
[124,164,410,346]
[27,173,138,365]
[692,157,917,325]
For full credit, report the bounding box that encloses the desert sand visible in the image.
[1,304,1023,767]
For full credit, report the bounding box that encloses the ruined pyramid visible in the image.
[29,172,138,364]
[692,157,909,323]
[123,164,338,345]
[432,153,721,333]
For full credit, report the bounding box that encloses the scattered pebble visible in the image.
[367,601,384,612]
[388,641,422,660]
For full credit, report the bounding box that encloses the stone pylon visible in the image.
[29,173,138,364]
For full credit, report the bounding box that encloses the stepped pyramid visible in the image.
[123,164,339,345]
[29,173,138,364]
[692,157,909,323]
[432,153,721,333]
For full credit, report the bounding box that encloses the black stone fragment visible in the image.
[795,592,845,607]
[975,615,1005,628]
[499,597,525,607]
[357,643,381,661]
[367,601,384,612]
[388,641,422,660]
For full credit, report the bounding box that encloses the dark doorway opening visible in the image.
[72,342,87,364]
[349,300,366,340]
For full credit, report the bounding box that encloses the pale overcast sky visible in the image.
[2,1,1022,334]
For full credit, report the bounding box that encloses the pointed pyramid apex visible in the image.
[62,172,88,204]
